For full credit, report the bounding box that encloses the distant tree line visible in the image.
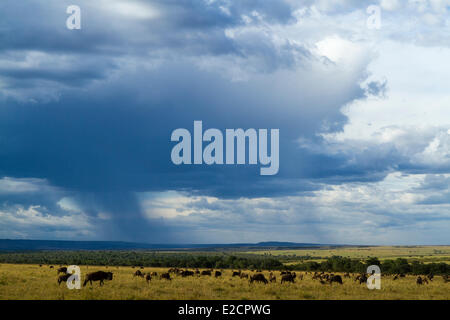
[0,252,447,275]
[0,251,283,270]
[288,256,449,275]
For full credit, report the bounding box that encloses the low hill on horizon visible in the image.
[0,239,342,252]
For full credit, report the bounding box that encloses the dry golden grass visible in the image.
[0,264,448,300]
[245,246,450,263]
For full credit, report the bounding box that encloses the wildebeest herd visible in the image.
[53,265,449,288]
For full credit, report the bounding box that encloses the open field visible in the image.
[0,264,448,300]
[246,246,450,264]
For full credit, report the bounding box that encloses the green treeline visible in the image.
[0,251,283,270]
[288,256,449,275]
[0,252,448,275]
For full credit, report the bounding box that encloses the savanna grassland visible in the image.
[246,246,450,264]
[0,264,448,300]
[0,246,448,300]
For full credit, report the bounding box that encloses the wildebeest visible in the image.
[181,270,195,277]
[416,276,423,285]
[356,274,368,284]
[57,273,71,285]
[215,271,222,278]
[269,274,276,283]
[134,270,144,278]
[232,270,241,277]
[249,273,268,284]
[329,275,343,285]
[49,266,54,269]
[83,271,113,287]
[201,270,212,276]
[160,273,171,280]
[151,272,158,277]
[57,267,67,274]
[281,274,295,284]
[145,274,151,283]
[240,273,249,279]
[344,273,350,278]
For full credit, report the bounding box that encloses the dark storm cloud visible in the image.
[4,0,437,242]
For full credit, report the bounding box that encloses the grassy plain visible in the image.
[246,246,450,264]
[0,263,448,300]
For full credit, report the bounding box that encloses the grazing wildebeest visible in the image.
[249,273,268,284]
[181,270,195,277]
[83,271,113,287]
[359,274,368,285]
[399,274,406,278]
[195,269,200,275]
[240,273,249,279]
[269,274,276,283]
[57,267,67,274]
[39,264,43,267]
[232,271,241,277]
[151,272,158,277]
[329,275,343,285]
[344,273,350,278]
[427,274,434,281]
[140,266,144,269]
[160,273,171,280]
[57,273,71,285]
[201,270,212,276]
[134,270,144,277]
[281,274,295,284]
[49,266,54,269]
[393,275,399,280]
[145,274,151,283]
[416,276,423,285]
[215,271,222,278]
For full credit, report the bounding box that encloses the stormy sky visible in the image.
[0,0,449,244]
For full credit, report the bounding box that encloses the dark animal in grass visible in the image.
[151,272,158,277]
[359,274,368,285]
[393,275,399,280]
[215,271,222,278]
[83,271,113,287]
[57,267,67,274]
[269,274,276,283]
[329,275,343,285]
[49,266,54,269]
[145,274,151,283]
[160,273,171,280]
[57,273,71,285]
[416,276,423,285]
[344,273,350,278]
[232,271,241,277]
[240,273,249,279]
[134,270,144,278]
[181,270,195,277]
[427,274,434,281]
[249,273,268,284]
[201,270,212,276]
[281,274,295,284]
